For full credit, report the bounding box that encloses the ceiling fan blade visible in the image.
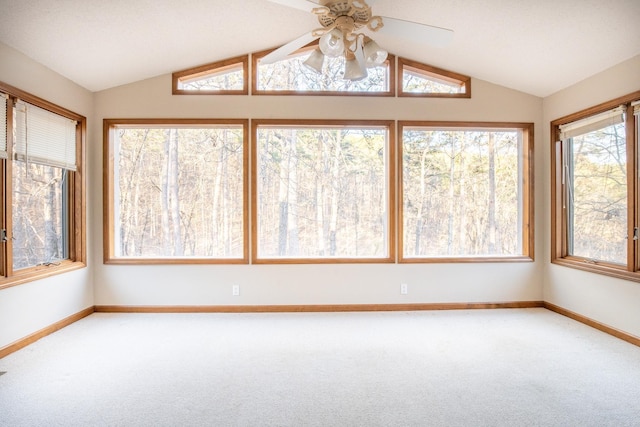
[261,31,321,64]
[266,0,322,13]
[377,16,454,47]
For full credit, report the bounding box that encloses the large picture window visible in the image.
[104,120,248,263]
[551,91,640,281]
[252,120,395,262]
[399,122,534,262]
[0,81,86,289]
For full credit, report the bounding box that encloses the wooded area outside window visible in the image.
[399,122,534,262]
[0,81,86,290]
[252,120,395,263]
[103,120,248,264]
[551,91,640,281]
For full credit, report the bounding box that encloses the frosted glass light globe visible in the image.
[319,29,345,57]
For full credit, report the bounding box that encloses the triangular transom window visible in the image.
[399,57,471,98]
[172,56,248,95]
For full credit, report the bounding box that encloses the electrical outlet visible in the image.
[400,283,408,295]
[232,285,240,296]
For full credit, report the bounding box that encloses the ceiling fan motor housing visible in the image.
[317,1,372,30]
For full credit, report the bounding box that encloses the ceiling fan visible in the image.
[262,0,454,81]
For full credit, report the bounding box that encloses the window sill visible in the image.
[0,260,87,291]
[400,256,534,263]
[103,257,248,265]
[551,257,640,283]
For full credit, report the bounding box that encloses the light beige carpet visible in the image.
[1,308,639,426]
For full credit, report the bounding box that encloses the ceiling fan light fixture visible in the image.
[363,38,388,67]
[319,28,345,57]
[262,0,454,75]
[303,48,325,74]
[344,57,368,81]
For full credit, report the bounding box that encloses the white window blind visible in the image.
[0,93,7,159]
[14,100,77,170]
[633,100,640,115]
[559,106,625,140]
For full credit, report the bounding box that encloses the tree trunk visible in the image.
[43,166,58,261]
[161,130,171,255]
[458,136,467,254]
[287,132,299,255]
[222,144,231,256]
[447,136,456,255]
[488,133,497,254]
[277,134,289,256]
[211,138,223,254]
[414,140,430,255]
[315,134,326,256]
[329,132,342,256]
[168,129,183,256]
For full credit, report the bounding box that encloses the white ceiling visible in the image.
[0,0,638,97]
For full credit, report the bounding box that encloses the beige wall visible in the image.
[93,73,544,307]
[3,37,636,349]
[0,42,94,348]
[542,55,640,337]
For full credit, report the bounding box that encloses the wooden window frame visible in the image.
[551,91,640,282]
[251,119,396,264]
[172,55,249,95]
[398,121,534,263]
[0,81,86,290]
[251,45,396,97]
[398,57,471,98]
[170,53,477,100]
[103,118,249,264]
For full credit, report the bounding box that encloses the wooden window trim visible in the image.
[251,46,396,97]
[103,118,249,264]
[398,57,471,98]
[0,81,86,290]
[550,91,640,282]
[398,121,534,263]
[172,55,249,95]
[171,53,478,100]
[251,119,396,264]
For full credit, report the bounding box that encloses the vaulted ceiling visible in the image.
[0,0,638,97]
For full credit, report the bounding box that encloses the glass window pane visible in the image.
[398,59,471,98]
[114,126,244,258]
[567,121,627,264]
[256,125,388,258]
[172,56,248,94]
[12,161,67,269]
[178,65,244,91]
[256,50,389,93]
[402,128,522,257]
[402,69,464,94]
